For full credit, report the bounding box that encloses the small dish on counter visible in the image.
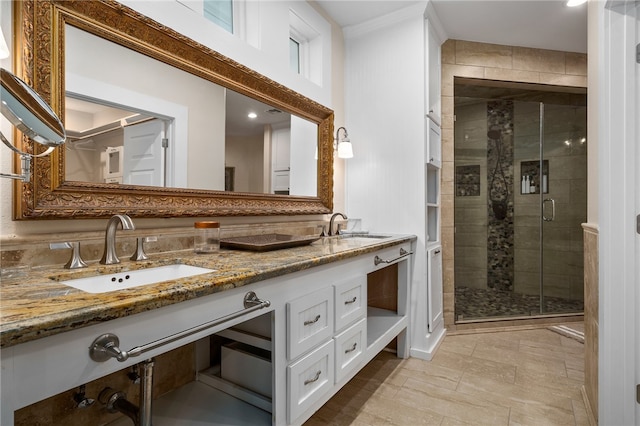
[220,234,319,252]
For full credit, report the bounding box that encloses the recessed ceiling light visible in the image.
[566,0,587,7]
[247,112,257,119]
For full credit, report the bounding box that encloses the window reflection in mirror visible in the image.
[64,24,317,196]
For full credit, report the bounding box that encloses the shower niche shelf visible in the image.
[520,160,549,195]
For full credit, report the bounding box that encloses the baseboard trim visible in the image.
[410,327,446,361]
[581,385,598,426]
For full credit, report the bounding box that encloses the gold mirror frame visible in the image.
[13,0,334,219]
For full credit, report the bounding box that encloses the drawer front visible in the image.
[287,339,335,424]
[334,318,366,383]
[287,286,334,360]
[333,275,366,332]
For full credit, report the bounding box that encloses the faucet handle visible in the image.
[49,242,88,269]
[130,236,157,261]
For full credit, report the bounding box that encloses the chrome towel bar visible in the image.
[89,291,271,363]
[374,248,413,266]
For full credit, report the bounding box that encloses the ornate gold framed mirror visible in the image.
[13,0,334,219]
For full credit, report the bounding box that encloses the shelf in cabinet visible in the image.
[216,328,272,351]
[426,202,439,208]
[198,366,272,413]
[366,307,407,354]
[140,380,272,426]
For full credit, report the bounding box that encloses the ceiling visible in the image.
[315,0,588,53]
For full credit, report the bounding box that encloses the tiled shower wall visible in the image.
[455,99,586,303]
[441,39,588,329]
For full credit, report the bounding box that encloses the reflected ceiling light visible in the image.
[247,112,257,119]
[566,0,587,6]
[334,126,353,159]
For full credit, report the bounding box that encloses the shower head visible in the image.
[487,129,502,140]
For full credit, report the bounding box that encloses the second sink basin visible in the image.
[57,264,216,294]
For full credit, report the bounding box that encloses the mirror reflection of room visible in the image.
[64,25,317,196]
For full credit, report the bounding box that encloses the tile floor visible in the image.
[455,286,585,321]
[305,327,587,425]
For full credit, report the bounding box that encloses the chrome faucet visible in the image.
[328,212,348,236]
[100,214,135,265]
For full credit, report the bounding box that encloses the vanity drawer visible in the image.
[287,339,334,424]
[334,318,366,383]
[333,275,366,332]
[287,286,334,360]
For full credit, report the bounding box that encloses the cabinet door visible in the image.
[427,246,443,332]
[426,118,441,168]
[334,318,366,383]
[334,275,366,332]
[287,339,334,424]
[287,286,334,360]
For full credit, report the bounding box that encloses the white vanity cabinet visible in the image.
[0,239,414,426]
[287,286,334,360]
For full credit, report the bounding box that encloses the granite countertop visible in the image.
[0,234,415,349]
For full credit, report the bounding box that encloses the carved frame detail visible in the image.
[13,0,334,219]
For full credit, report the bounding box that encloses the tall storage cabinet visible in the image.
[422,9,446,355]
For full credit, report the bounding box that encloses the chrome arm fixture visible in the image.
[334,126,353,159]
[0,68,66,182]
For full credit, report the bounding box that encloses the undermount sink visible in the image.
[56,264,216,294]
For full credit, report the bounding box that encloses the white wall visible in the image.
[596,1,639,424]
[343,4,437,354]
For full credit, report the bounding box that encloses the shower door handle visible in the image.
[543,198,556,222]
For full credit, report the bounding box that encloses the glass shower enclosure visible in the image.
[453,79,586,321]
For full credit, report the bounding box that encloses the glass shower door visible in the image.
[540,103,587,314]
[453,89,586,322]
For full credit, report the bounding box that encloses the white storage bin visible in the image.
[221,342,272,398]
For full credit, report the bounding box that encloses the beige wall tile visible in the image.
[441,161,454,188]
[455,40,513,69]
[484,67,540,84]
[443,259,455,294]
[539,73,587,87]
[442,64,485,97]
[441,39,456,65]
[513,46,565,73]
[440,226,454,261]
[442,132,454,162]
[565,53,587,76]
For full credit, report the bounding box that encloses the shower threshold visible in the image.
[455,311,584,325]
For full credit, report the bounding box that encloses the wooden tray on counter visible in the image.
[220,234,319,252]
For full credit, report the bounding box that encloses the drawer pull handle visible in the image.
[344,296,357,305]
[345,343,358,354]
[304,314,321,326]
[374,248,413,266]
[304,370,321,385]
[89,291,270,363]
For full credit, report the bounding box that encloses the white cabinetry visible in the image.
[287,339,335,423]
[287,287,334,360]
[1,241,414,426]
[426,117,441,245]
[427,246,443,332]
[334,318,366,382]
[333,275,366,332]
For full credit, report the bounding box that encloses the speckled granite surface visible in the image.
[0,234,414,348]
